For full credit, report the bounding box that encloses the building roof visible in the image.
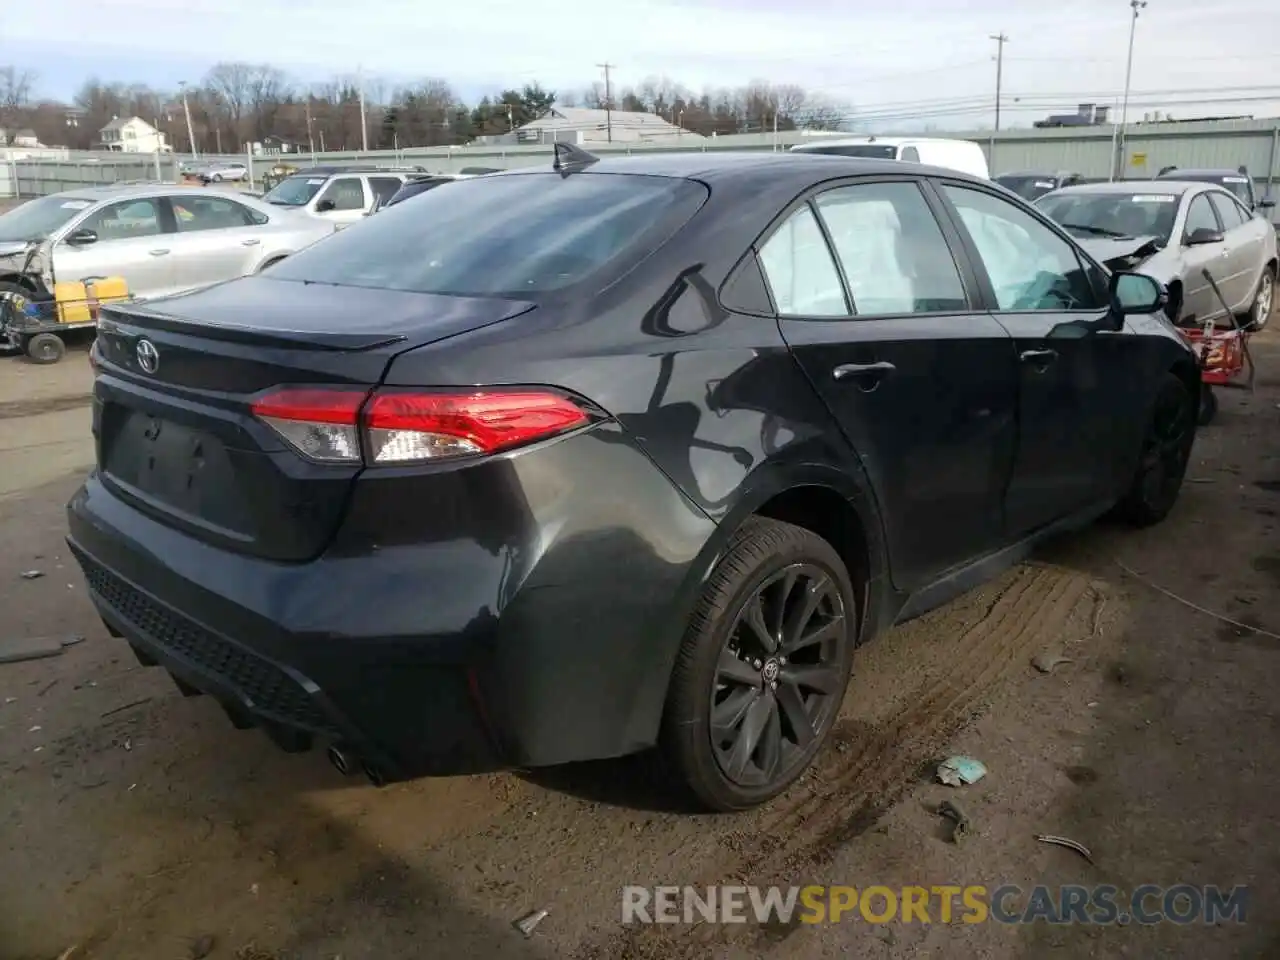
[518,107,703,143]
[99,116,155,133]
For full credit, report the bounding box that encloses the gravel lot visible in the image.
[1,326,1279,960]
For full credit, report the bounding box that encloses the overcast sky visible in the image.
[4,0,1280,127]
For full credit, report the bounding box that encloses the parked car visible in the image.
[1036,180,1277,330]
[260,167,426,227]
[368,173,474,214]
[1154,165,1275,214]
[200,162,249,184]
[70,148,1199,811]
[994,170,1086,201]
[0,185,336,304]
[791,137,990,178]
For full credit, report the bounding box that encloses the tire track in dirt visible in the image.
[583,563,1101,960]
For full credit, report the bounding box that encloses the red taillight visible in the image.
[251,386,591,465]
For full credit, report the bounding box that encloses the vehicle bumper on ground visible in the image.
[66,426,718,782]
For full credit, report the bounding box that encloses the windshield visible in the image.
[267,172,708,297]
[1035,191,1179,244]
[995,175,1060,201]
[0,195,95,242]
[262,175,327,206]
[797,144,898,160]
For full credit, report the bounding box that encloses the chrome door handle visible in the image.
[832,361,896,385]
[148,249,170,256]
[1019,348,1058,366]
[241,238,261,246]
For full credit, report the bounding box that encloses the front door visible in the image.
[53,196,175,299]
[765,178,1020,590]
[312,176,369,228]
[1179,191,1233,323]
[936,181,1128,536]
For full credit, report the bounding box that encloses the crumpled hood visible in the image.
[0,239,33,260]
[1075,234,1163,270]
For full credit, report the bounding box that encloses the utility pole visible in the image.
[179,80,198,159]
[357,65,369,152]
[1117,0,1148,179]
[597,62,615,143]
[989,33,1009,132]
[305,94,316,160]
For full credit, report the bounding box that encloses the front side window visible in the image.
[171,196,265,232]
[1183,194,1220,239]
[79,198,165,240]
[945,185,1102,311]
[317,177,366,212]
[1207,192,1246,231]
[267,172,708,297]
[814,181,967,315]
[757,205,848,317]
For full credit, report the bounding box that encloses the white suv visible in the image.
[259,168,422,228]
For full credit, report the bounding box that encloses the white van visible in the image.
[790,136,990,179]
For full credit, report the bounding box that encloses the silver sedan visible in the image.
[1036,180,1278,329]
[0,185,337,302]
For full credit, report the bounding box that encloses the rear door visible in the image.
[936,181,1136,534]
[767,176,1019,589]
[53,197,176,298]
[1179,191,1231,323]
[165,194,271,291]
[1207,190,1261,310]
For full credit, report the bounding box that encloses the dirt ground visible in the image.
[1,328,1279,960]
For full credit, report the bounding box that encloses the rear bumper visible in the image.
[66,426,717,781]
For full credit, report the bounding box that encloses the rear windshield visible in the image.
[268,172,709,297]
[797,144,898,160]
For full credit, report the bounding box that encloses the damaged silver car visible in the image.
[1035,180,1277,330]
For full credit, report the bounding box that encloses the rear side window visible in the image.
[814,181,966,315]
[758,206,849,317]
[268,173,709,297]
[900,146,920,163]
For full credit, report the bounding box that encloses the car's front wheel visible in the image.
[661,517,856,811]
[1113,372,1197,526]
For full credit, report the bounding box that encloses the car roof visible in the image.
[792,136,974,147]
[997,170,1075,177]
[44,183,274,206]
[1155,168,1248,179]
[1046,180,1200,197]
[493,150,990,187]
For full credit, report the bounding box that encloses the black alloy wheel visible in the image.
[1114,372,1196,526]
[710,563,847,788]
[661,517,857,811]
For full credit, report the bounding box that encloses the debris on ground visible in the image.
[55,946,79,960]
[1035,834,1096,865]
[20,569,44,580]
[1032,652,1074,674]
[188,934,216,959]
[0,634,87,665]
[513,908,549,938]
[1117,560,1280,641]
[937,800,970,844]
[936,756,987,786]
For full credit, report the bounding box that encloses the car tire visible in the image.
[660,516,857,812]
[24,332,66,365]
[1112,372,1197,526]
[1244,264,1274,331]
[211,173,222,183]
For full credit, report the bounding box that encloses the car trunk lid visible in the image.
[92,276,535,562]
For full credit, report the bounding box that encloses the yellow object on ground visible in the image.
[54,277,130,324]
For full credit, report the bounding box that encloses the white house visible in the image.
[97,117,171,153]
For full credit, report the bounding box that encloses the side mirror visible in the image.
[1257,199,1275,211]
[315,199,336,213]
[1110,271,1165,316]
[1184,227,1224,246]
[65,228,98,246]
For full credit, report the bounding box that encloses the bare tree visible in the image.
[0,66,37,131]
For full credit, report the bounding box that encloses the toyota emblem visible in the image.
[136,339,159,374]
